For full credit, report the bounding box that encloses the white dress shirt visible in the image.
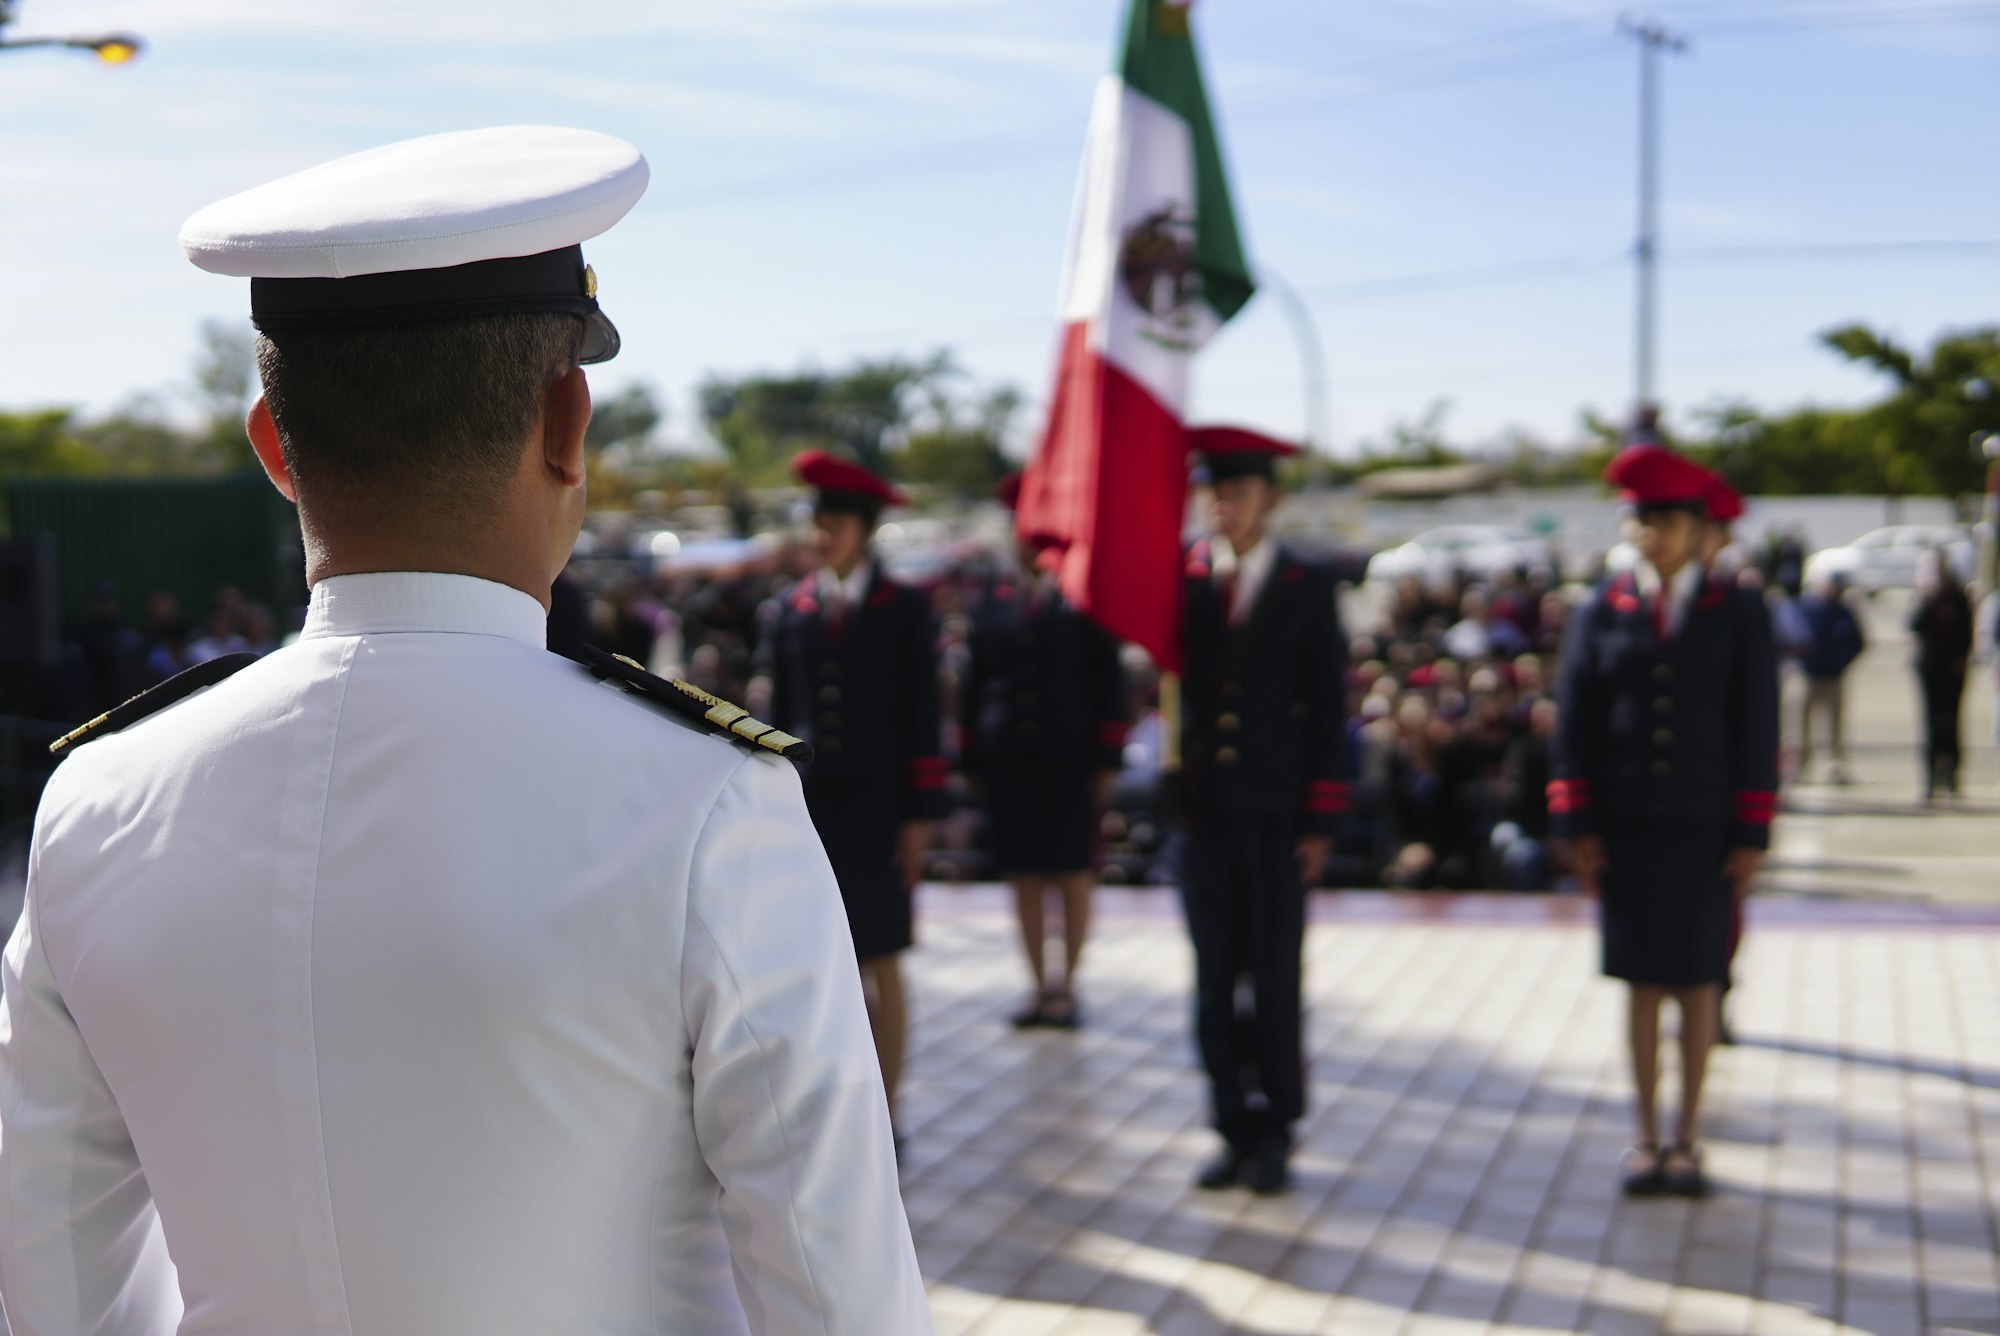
[814,562,873,617]
[0,571,928,1336]
[1634,558,1704,639]
[1209,535,1276,626]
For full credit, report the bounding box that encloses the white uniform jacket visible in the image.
[0,572,929,1336]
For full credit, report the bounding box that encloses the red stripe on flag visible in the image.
[1018,323,1189,672]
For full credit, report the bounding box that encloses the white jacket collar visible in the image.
[301,571,547,648]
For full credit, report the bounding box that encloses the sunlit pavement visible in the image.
[900,887,2000,1335]
[903,599,2000,1336]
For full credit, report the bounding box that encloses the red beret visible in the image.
[792,449,906,508]
[1603,443,1709,508]
[1701,472,1744,524]
[1190,425,1299,482]
[995,471,1023,511]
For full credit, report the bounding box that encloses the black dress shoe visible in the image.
[1661,1143,1712,1199]
[1195,1145,1247,1190]
[1243,1135,1293,1197]
[1621,1143,1665,1197]
[1040,993,1082,1031]
[1008,1000,1047,1029]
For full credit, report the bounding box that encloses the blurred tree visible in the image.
[0,410,104,522]
[585,382,664,455]
[68,396,211,476]
[0,410,104,478]
[1382,398,1464,467]
[1819,323,2000,498]
[697,353,951,484]
[895,384,1018,498]
[191,318,257,470]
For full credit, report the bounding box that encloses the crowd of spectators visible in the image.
[1334,570,1571,891]
[8,584,283,725]
[13,527,1989,892]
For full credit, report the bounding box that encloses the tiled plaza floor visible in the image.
[898,889,2000,1336]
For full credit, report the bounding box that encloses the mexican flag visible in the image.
[1017,0,1254,672]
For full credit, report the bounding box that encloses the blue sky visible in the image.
[4,0,1996,458]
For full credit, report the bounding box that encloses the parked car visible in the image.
[1365,525,1553,586]
[1804,525,1975,593]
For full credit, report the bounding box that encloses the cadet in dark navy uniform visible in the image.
[1179,427,1351,1197]
[964,473,1129,1029]
[764,449,945,1136]
[1698,470,1751,1046]
[1551,444,1779,1198]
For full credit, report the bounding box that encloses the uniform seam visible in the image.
[680,754,839,1333]
[655,750,758,1335]
[303,639,360,1336]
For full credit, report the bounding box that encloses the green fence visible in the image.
[2,474,303,629]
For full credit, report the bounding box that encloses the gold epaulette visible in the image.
[49,652,262,758]
[581,646,812,765]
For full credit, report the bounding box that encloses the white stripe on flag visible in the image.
[1055,76,1221,414]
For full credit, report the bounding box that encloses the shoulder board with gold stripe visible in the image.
[581,645,812,766]
[49,652,262,758]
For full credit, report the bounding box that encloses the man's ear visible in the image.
[542,366,591,490]
[246,397,297,503]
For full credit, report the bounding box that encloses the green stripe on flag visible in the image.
[1117,0,1255,323]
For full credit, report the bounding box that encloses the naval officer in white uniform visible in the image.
[0,127,929,1336]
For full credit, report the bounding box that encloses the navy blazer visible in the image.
[960,579,1128,776]
[1180,540,1352,839]
[1550,569,1780,849]
[765,561,946,821]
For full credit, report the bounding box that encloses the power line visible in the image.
[801,241,2000,348]
[655,18,1633,213]
[1688,0,2000,30]
[1299,240,2000,302]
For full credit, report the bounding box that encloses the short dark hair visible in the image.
[255,312,582,509]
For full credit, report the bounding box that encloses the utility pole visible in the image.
[1619,15,1686,420]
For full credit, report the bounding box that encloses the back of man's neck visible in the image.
[307,534,554,613]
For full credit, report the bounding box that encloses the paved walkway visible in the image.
[1767,592,1997,908]
[899,890,2000,1335]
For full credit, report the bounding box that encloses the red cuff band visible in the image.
[909,757,948,791]
[1306,781,1350,815]
[1097,722,1130,747]
[1547,778,1592,815]
[1733,790,1776,824]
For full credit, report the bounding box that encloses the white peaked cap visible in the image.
[180,126,649,363]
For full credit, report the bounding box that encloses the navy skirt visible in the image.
[1599,815,1734,987]
[802,771,912,961]
[983,764,1099,876]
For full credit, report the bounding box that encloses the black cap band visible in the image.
[813,488,883,522]
[250,244,619,362]
[1632,498,1707,519]
[1201,452,1278,483]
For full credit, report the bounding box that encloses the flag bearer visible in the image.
[966,473,1129,1030]
[1178,426,1350,1197]
[764,450,944,1144]
[1551,444,1780,1199]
